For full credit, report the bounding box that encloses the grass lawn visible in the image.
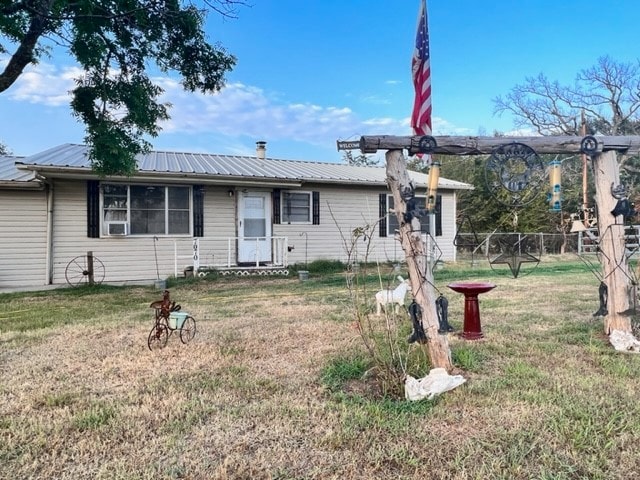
[1,257,640,479]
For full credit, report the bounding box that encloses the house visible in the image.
[0,143,472,288]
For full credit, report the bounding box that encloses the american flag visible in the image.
[411,0,432,138]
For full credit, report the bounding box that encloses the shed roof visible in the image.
[14,144,473,189]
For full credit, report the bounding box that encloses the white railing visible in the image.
[174,237,288,276]
[578,225,640,256]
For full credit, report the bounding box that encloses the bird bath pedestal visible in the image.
[447,282,496,340]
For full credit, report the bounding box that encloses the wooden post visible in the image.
[87,251,95,286]
[592,151,632,334]
[385,150,453,370]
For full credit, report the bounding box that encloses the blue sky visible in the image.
[2,0,640,163]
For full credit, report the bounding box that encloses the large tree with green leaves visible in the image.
[0,0,242,175]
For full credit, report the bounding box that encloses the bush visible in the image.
[292,259,346,275]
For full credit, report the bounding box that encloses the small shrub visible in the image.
[305,259,346,275]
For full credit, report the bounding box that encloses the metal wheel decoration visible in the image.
[580,135,599,155]
[409,135,437,156]
[65,254,106,287]
[485,143,545,208]
[179,316,197,344]
[148,323,169,350]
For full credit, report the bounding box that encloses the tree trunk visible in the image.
[592,150,632,334]
[385,149,453,370]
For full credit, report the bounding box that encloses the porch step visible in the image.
[196,266,289,277]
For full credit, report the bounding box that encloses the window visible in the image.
[282,191,312,224]
[386,194,442,236]
[101,184,191,236]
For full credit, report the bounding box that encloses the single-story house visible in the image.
[0,143,472,288]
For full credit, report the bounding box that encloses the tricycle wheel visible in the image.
[148,323,169,350]
[179,316,196,344]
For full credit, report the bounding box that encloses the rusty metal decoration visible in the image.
[485,143,546,208]
[488,233,540,278]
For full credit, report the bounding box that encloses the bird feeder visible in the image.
[426,161,441,212]
[548,160,562,212]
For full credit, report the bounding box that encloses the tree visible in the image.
[0,141,10,155]
[342,150,379,166]
[494,56,640,183]
[1,0,242,176]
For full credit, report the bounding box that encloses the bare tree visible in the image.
[494,56,640,184]
[494,56,640,136]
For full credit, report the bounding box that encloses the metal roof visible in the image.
[15,144,473,189]
[0,155,39,186]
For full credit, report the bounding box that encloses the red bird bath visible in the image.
[447,282,496,340]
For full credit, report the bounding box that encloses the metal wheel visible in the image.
[148,323,169,350]
[179,316,197,344]
[65,255,105,287]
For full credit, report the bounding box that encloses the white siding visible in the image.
[44,181,460,285]
[274,184,459,265]
[50,181,237,284]
[0,189,48,287]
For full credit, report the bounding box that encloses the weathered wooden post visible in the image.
[592,150,632,334]
[87,251,95,286]
[385,149,453,370]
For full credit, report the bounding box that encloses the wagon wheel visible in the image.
[179,316,197,344]
[65,255,105,287]
[148,323,169,350]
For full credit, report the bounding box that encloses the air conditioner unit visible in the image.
[107,222,129,236]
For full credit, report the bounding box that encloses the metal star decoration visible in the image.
[489,234,540,278]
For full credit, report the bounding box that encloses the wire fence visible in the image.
[455,232,581,259]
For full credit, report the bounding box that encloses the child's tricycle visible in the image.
[147,290,196,350]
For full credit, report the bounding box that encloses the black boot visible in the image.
[407,301,428,344]
[436,295,454,333]
[593,282,608,317]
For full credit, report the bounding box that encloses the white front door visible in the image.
[238,191,272,264]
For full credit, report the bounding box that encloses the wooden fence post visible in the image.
[385,150,453,370]
[592,150,632,334]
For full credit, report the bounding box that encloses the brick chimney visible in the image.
[256,141,266,160]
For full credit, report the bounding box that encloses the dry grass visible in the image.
[2,260,640,479]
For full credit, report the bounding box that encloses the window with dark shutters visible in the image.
[386,194,443,236]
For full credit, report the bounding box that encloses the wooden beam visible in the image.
[348,135,640,155]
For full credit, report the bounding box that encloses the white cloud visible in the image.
[155,79,409,145]
[3,62,81,106]
[1,60,480,150]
